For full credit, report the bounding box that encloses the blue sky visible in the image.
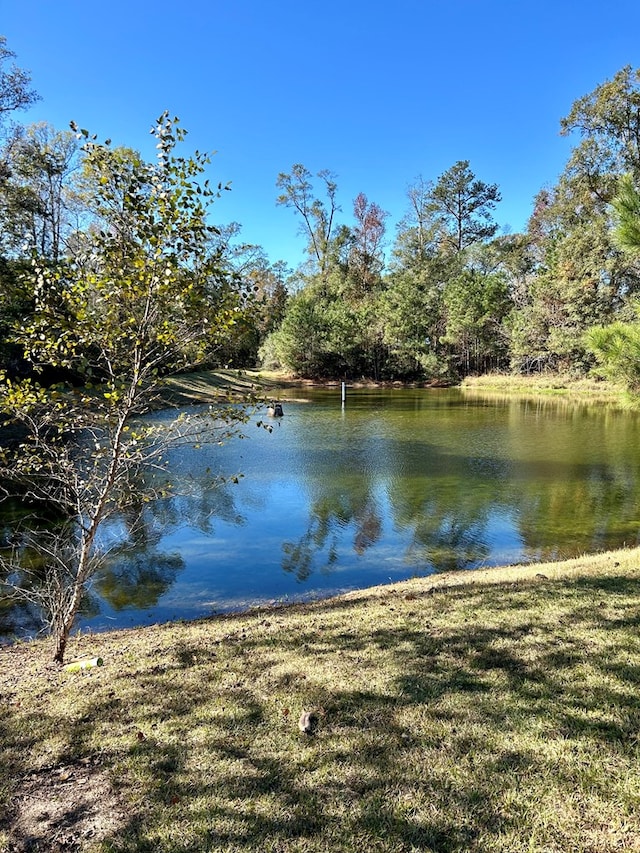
[3,1,640,268]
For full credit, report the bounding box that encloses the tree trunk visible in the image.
[53,628,68,664]
[52,576,84,664]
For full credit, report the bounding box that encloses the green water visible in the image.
[3,387,640,636]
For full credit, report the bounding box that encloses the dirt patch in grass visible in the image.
[6,763,126,853]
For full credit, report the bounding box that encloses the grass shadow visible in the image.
[3,565,640,851]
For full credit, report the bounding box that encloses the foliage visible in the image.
[0,122,80,259]
[0,113,247,662]
[266,289,335,376]
[0,35,39,125]
[381,264,446,378]
[272,159,507,380]
[5,53,640,388]
[505,67,640,373]
[441,265,511,375]
[584,317,640,391]
[430,159,501,252]
[612,173,640,253]
[276,163,339,278]
[560,65,640,179]
[347,191,388,293]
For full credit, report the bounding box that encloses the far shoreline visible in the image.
[162,367,631,407]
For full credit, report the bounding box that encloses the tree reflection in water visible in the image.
[94,472,244,611]
[96,551,184,611]
[5,389,640,635]
[282,495,383,581]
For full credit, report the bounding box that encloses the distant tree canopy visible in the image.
[2,37,640,387]
[265,67,640,383]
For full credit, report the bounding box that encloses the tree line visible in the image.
[1,38,640,387]
[266,67,640,385]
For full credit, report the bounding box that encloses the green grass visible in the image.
[3,550,640,851]
[461,372,631,406]
[160,368,305,404]
[163,368,630,407]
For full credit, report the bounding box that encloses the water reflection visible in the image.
[96,551,184,610]
[3,388,640,636]
[282,493,383,581]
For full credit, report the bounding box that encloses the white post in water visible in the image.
[341,381,346,407]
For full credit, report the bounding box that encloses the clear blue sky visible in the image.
[3,1,640,268]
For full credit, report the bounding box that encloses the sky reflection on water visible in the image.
[5,387,640,636]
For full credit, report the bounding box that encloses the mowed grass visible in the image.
[159,369,304,404]
[2,550,640,852]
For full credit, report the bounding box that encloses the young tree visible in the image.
[0,113,247,662]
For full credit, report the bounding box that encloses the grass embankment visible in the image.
[462,373,630,406]
[163,368,632,408]
[3,551,640,852]
[159,369,308,405]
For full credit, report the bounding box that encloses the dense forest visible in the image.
[1,37,640,388]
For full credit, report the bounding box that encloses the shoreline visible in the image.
[162,368,630,406]
[3,368,634,650]
[3,542,639,656]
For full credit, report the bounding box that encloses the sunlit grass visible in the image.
[164,368,634,408]
[3,548,640,851]
[461,372,633,406]
[160,368,303,404]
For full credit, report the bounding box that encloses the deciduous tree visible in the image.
[348,192,388,293]
[0,113,247,662]
[0,35,39,126]
[276,164,339,279]
[0,122,80,260]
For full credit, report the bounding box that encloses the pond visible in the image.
[3,386,640,637]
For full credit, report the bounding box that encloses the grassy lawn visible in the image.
[2,550,640,852]
[159,369,309,405]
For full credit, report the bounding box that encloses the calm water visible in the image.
[4,387,640,636]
